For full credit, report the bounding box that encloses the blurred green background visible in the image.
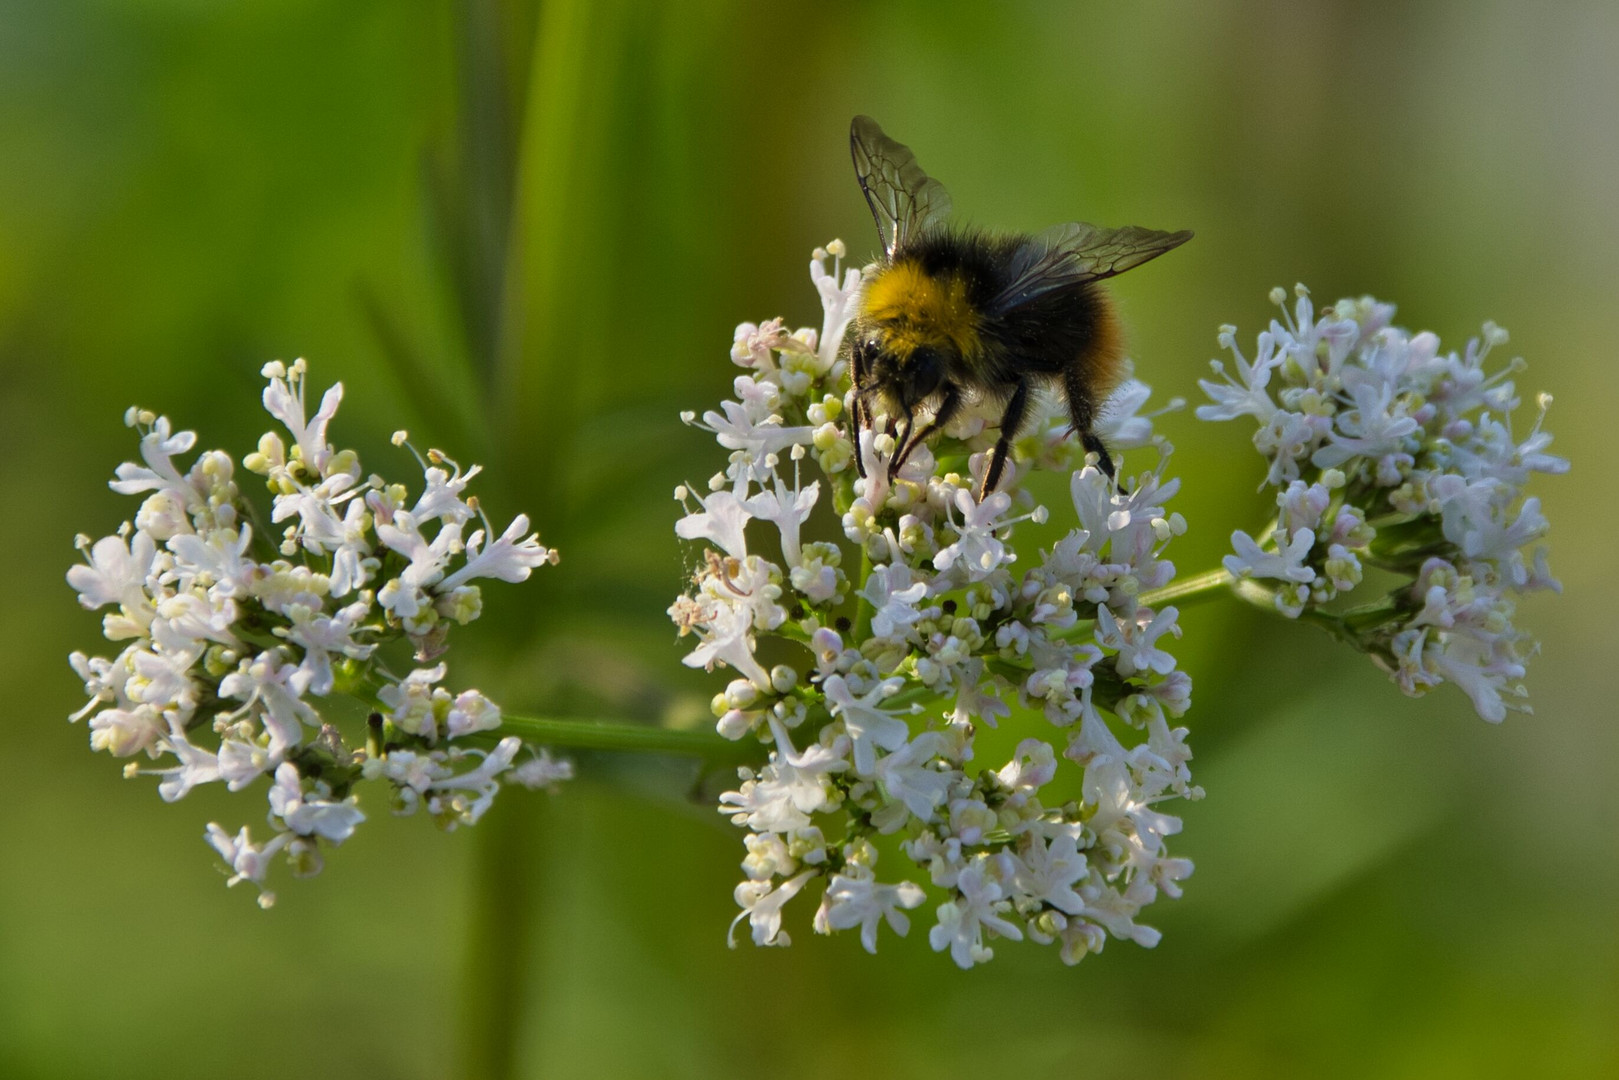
[2,1,1615,1077]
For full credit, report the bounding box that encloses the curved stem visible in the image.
[1138,565,1309,623]
[1143,564,1374,650]
[1297,606,1359,647]
[493,713,760,764]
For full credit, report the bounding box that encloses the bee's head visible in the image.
[864,340,946,417]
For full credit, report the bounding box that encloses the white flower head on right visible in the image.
[1199,287,1567,721]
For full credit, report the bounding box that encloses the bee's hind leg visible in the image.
[1062,368,1117,482]
[1081,432,1116,479]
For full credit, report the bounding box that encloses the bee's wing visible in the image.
[990,222,1192,313]
[850,116,952,257]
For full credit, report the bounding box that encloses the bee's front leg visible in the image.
[891,384,961,475]
[887,412,912,483]
[849,339,875,480]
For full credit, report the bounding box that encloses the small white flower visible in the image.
[440,514,557,589]
[271,485,373,596]
[1428,634,1524,724]
[375,511,463,619]
[817,866,926,954]
[412,459,483,524]
[822,674,909,777]
[811,242,863,369]
[376,664,448,738]
[424,737,523,826]
[166,525,257,599]
[205,824,291,907]
[697,398,814,480]
[219,650,320,754]
[1013,834,1089,916]
[68,532,159,614]
[1095,605,1180,678]
[267,763,364,843]
[1223,528,1316,586]
[509,749,573,790]
[259,360,345,480]
[109,416,202,508]
[1196,328,1280,424]
[859,563,929,642]
[744,478,820,567]
[278,601,375,696]
[873,730,952,823]
[997,739,1058,790]
[730,869,816,948]
[675,589,773,690]
[218,738,277,791]
[674,487,753,560]
[445,688,502,739]
[933,489,1013,581]
[719,721,848,833]
[1311,367,1420,469]
[153,728,222,802]
[929,857,1023,969]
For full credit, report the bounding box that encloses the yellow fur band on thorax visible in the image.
[861,261,981,358]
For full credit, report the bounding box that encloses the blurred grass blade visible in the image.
[461,1,633,1078]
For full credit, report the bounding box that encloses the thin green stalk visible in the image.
[1229,576,1280,611]
[1157,565,1375,650]
[1138,567,1234,609]
[853,544,876,639]
[1137,563,1311,623]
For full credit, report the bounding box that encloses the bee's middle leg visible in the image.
[980,377,1030,500]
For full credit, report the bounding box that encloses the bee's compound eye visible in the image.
[907,346,944,401]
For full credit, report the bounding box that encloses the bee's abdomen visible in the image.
[983,279,1126,395]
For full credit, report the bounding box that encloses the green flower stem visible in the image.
[493,713,761,765]
[1230,576,1281,611]
[1296,606,1360,647]
[1138,563,1390,650]
[854,544,876,639]
[1138,567,1236,609]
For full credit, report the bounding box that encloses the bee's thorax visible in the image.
[861,259,982,360]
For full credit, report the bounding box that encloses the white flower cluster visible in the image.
[670,243,1200,967]
[67,360,569,907]
[1198,287,1567,721]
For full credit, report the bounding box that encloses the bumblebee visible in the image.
[847,116,1191,498]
